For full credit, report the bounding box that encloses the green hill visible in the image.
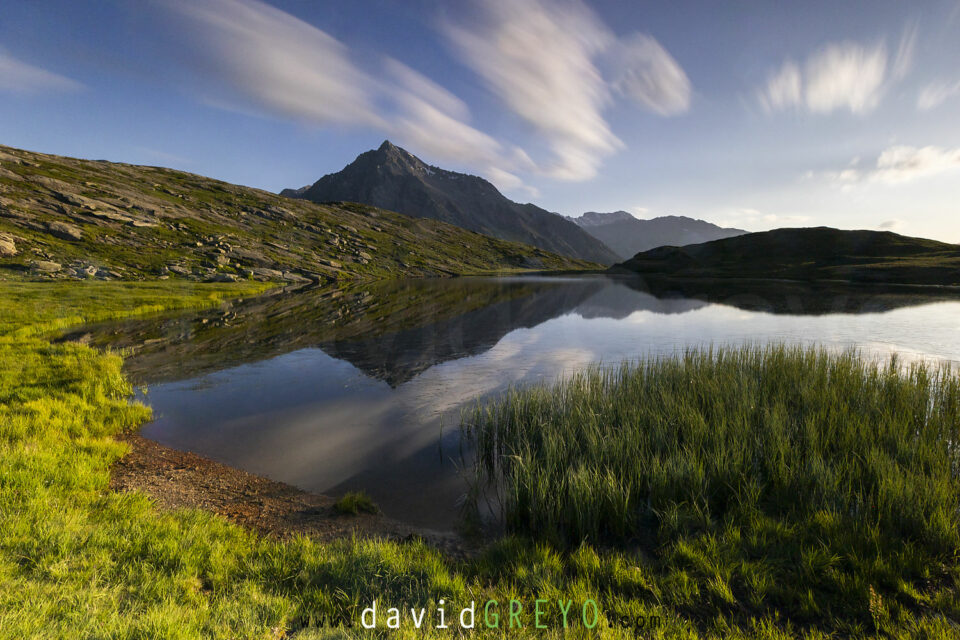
[0,145,597,283]
[614,226,960,286]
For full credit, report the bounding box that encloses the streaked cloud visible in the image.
[0,50,82,94]
[443,0,690,181]
[160,0,534,192]
[879,219,905,231]
[160,0,688,191]
[917,80,960,110]
[815,145,960,186]
[759,28,915,115]
[610,34,692,116]
[717,208,811,229]
[871,146,960,184]
[162,0,384,128]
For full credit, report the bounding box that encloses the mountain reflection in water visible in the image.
[63,276,960,529]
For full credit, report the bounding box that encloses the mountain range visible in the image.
[282,141,620,265]
[567,211,747,260]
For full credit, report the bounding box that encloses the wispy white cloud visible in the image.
[162,0,384,128]
[443,0,690,181]
[160,0,537,193]
[814,145,960,186]
[917,80,960,110]
[0,50,83,94]
[610,34,692,116]
[717,208,811,229]
[443,0,619,182]
[872,145,960,184]
[759,27,915,115]
[161,0,688,192]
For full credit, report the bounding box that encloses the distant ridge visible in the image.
[282,141,620,265]
[568,211,746,260]
[613,227,960,286]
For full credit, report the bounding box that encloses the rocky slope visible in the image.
[282,141,620,265]
[568,211,746,260]
[0,145,598,282]
[613,227,960,286]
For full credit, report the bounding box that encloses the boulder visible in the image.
[208,273,238,283]
[36,260,61,272]
[46,221,83,241]
[0,234,16,257]
[251,267,283,279]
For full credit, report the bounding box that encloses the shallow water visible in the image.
[74,276,960,529]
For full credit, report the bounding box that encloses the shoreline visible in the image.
[110,433,471,558]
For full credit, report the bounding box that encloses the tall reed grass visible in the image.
[463,345,960,620]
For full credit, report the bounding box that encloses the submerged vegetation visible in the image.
[464,346,960,631]
[1,281,959,637]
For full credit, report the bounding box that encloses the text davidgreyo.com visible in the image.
[325,599,662,632]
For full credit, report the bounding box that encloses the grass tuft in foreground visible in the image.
[463,345,960,628]
[333,491,379,516]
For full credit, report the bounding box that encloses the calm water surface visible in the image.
[74,276,960,529]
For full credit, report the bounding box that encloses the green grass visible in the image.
[463,345,960,632]
[0,280,273,337]
[333,492,379,516]
[1,281,958,637]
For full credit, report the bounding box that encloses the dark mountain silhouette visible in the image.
[281,141,619,265]
[568,211,746,260]
[613,227,960,286]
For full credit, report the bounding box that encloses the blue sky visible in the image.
[2,0,959,241]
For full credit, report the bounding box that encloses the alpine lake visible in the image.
[60,275,960,530]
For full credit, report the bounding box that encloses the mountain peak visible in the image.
[378,140,399,153]
[282,145,620,264]
[573,211,636,227]
[370,140,424,172]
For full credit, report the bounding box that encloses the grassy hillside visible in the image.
[0,144,597,283]
[614,227,960,286]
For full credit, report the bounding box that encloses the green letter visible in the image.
[484,600,499,628]
[582,600,599,629]
[534,599,548,629]
[509,600,522,629]
[557,599,573,628]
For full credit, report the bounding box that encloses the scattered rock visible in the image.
[251,267,283,279]
[208,273,238,283]
[36,260,61,272]
[85,210,134,223]
[46,221,83,241]
[0,234,16,257]
[168,265,191,276]
[129,220,158,228]
[319,259,341,268]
